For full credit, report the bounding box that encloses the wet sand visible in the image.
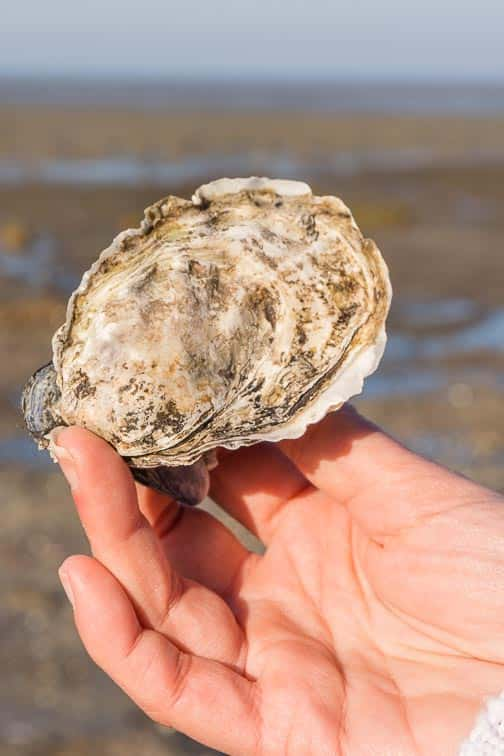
[1,105,503,755]
[2,104,504,160]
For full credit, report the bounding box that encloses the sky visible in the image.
[1,0,503,80]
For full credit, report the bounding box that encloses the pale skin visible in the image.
[53,406,504,755]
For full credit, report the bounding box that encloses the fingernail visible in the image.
[47,428,79,491]
[58,567,75,607]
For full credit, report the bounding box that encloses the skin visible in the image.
[53,406,504,755]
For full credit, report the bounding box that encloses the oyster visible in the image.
[22,177,391,506]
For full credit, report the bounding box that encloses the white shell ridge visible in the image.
[192,177,313,205]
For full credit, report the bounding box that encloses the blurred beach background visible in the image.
[1,1,504,754]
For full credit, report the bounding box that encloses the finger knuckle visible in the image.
[166,650,193,712]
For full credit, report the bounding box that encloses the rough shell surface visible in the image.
[48,177,391,467]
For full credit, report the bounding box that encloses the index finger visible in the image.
[279,404,485,539]
[209,441,310,543]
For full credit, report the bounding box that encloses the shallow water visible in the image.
[2,148,504,187]
[0,436,51,468]
[387,302,504,359]
[0,233,79,292]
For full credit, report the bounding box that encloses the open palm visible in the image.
[55,407,504,755]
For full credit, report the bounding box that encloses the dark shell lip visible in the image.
[21,362,63,443]
[131,460,210,506]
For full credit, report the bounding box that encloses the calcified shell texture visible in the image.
[48,177,391,467]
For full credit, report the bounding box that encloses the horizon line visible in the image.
[1,71,504,86]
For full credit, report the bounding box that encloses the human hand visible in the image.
[53,406,504,755]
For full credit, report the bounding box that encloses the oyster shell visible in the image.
[22,177,391,505]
